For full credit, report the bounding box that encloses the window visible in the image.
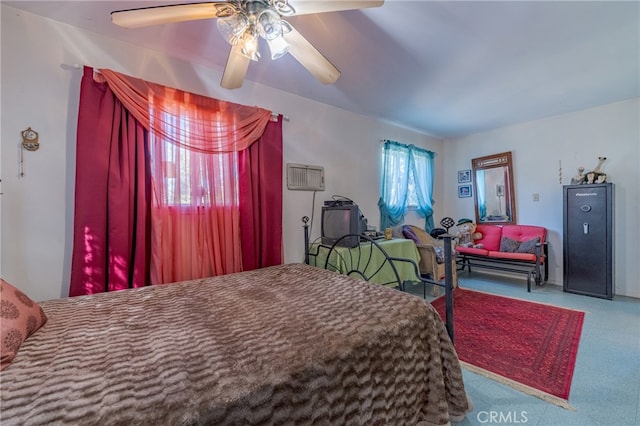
[379,140,436,230]
[147,100,247,283]
[380,145,419,207]
[150,111,239,208]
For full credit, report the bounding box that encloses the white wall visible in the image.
[443,98,640,298]
[0,7,443,301]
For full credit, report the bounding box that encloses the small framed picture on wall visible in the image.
[458,169,471,183]
[458,184,472,198]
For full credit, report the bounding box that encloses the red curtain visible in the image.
[69,67,151,296]
[239,116,284,270]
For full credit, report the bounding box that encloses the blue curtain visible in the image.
[379,141,410,230]
[411,147,436,231]
[378,140,436,231]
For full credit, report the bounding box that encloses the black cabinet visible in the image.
[563,183,614,299]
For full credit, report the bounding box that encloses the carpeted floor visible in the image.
[431,288,585,409]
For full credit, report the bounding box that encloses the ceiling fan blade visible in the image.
[283,25,340,84]
[111,2,234,28]
[288,0,384,16]
[221,44,251,89]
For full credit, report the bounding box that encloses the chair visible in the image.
[402,225,458,293]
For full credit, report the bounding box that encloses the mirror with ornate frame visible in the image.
[471,151,517,225]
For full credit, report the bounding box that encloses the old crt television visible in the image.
[321,203,368,248]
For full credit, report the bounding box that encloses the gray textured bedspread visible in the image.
[1,263,471,425]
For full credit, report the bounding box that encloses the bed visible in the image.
[1,264,470,425]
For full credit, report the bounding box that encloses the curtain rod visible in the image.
[273,113,290,122]
[68,64,290,122]
[380,139,436,155]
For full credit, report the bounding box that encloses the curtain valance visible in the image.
[96,67,272,153]
[382,139,435,157]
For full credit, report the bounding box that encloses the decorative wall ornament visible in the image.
[19,127,40,178]
[558,160,562,184]
[21,127,39,151]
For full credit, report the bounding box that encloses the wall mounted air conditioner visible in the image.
[286,163,325,191]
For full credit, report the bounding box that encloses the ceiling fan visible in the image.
[111,0,384,89]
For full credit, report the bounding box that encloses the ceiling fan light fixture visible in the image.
[217,14,249,45]
[240,30,260,61]
[267,35,289,60]
[257,9,282,40]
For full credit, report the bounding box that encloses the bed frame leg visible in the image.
[444,235,454,344]
[302,216,310,264]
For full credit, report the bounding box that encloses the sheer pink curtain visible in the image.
[149,118,243,283]
[149,113,283,283]
[140,85,281,283]
[69,67,151,296]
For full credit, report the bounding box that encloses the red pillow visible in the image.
[1,279,48,370]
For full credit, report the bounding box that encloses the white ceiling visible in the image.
[4,0,639,137]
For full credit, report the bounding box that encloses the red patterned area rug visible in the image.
[431,288,585,409]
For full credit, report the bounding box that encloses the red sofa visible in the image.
[456,224,548,292]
